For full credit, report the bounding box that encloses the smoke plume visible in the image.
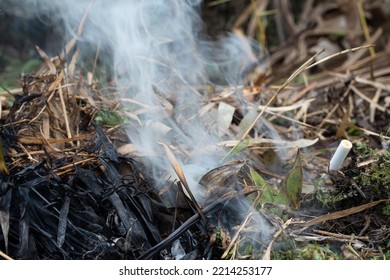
[3,0,273,254]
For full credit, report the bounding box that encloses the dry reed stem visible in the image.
[54,157,97,176]
[369,88,382,123]
[0,250,13,260]
[357,0,376,58]
[58,85,72,139]
[300,199,390,227]
[313,229,369,241]
[160,142,205,220]
[349,84,386,112]
[12,134,94,145]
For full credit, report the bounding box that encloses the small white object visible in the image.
[329,140,353,171]
[171,239,186,260]
[218,102,235,137]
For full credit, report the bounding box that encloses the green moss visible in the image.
[315,142,389,209]
[273,243,342,260]
[353,143,390,197]
[94,109,127,126]
[382,202,390,216]
[315,186,356,208]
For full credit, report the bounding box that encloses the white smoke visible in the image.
[44,0,261,200]
[3,0,271,232]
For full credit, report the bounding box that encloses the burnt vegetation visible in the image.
[0,0,389,260]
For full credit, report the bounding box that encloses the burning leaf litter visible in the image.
[0,0,389,259]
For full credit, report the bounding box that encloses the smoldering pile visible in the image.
[0,0,275,260]
[0,43,273,260]
[3,0,389,261]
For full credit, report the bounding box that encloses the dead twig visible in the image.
[221,190,263,259]
[299,199,390,227]
[262,219,292,260]
[0,250,13,260]
[313,229,369,241]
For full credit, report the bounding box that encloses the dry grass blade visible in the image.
[318,86,350,128]
[221,190,263,259]
[262,219,292,260]
[370,88,382,123]
[54,158,97,175]
[59,0,93,62]
[159,142,190,193]
[313,229,369,241]
[58,85,72,139]
[248,0,269,46]
[222,212,253,259]
[240,49,324,140]
[35,46,57,75]
[350,84,386,112]
[286,82,317,105]
[220,137,318,149]
[357,0,375,57]
[68,46,80,77]
[355,76,390,91]
[44,70,65,98]
[0,250,13,260]
[233,1,256,31]
[160,142,205,218]
[300,199,390,227]
[307,45,374,70]
[257,98,315,113]
[341,29,382,68]
[263,110,322,130]
[11,133,94,145]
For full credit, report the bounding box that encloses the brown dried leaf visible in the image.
[35,46,57,76]
[160,142,191,199]
[199,160,250,202]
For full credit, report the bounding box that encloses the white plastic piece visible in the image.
[329,140,353,171]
